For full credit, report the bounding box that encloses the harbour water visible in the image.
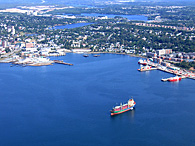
[0,53,195,146]
[81,13,148,21]
[51,14,147,30]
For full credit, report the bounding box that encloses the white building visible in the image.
[72,49,91,53]
[11,26,15,35]
[71,41,81,48]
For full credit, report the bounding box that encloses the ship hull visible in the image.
[138,59,147,65]
[168,77,182,82]
[168,78,181,82]
[138,62,147,65]
[111,105,135,116]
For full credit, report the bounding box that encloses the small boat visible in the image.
[167,76,182,82]
[138,59,147,65]
[83,55,89,57]
[93,55,100,57]
[110,98,136,116]
[161,78,168,82]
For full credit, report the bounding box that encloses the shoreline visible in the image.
[88,51,146,58]
[1,52,193,73]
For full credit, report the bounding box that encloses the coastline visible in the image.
[0,51,148,66]
[1,52,195,78]
[89,52,126,55]
[88,51,147,59]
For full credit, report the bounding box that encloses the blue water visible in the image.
[51,23,93,30]
[0,53,195,146]
[81,13,148,21]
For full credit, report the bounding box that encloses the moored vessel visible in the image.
[161,78,168,82]
[83,54,89,57]
[167,76,182,82]
[93,54,100,57]
[138,59,147,65]
[110,98,136,116]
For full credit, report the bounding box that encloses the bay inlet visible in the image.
[0,53,195,146]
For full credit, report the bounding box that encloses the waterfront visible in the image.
[0,53,195,146]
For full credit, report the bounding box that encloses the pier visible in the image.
[137,59,195,80]
[137,67,157,72]
[157,67,195,80]
[139,61,195,80]
[53,60,73,66]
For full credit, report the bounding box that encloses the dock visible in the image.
[188,77,195,80]
[143,61,195,80]
[53,60,73,66]
[137,67,157,72]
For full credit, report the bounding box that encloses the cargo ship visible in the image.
[138,59,147,65]
[168,76,182,82]
[110,98,136,116]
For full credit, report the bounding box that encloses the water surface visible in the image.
[0,53,195,146]
[81,13,148,21]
